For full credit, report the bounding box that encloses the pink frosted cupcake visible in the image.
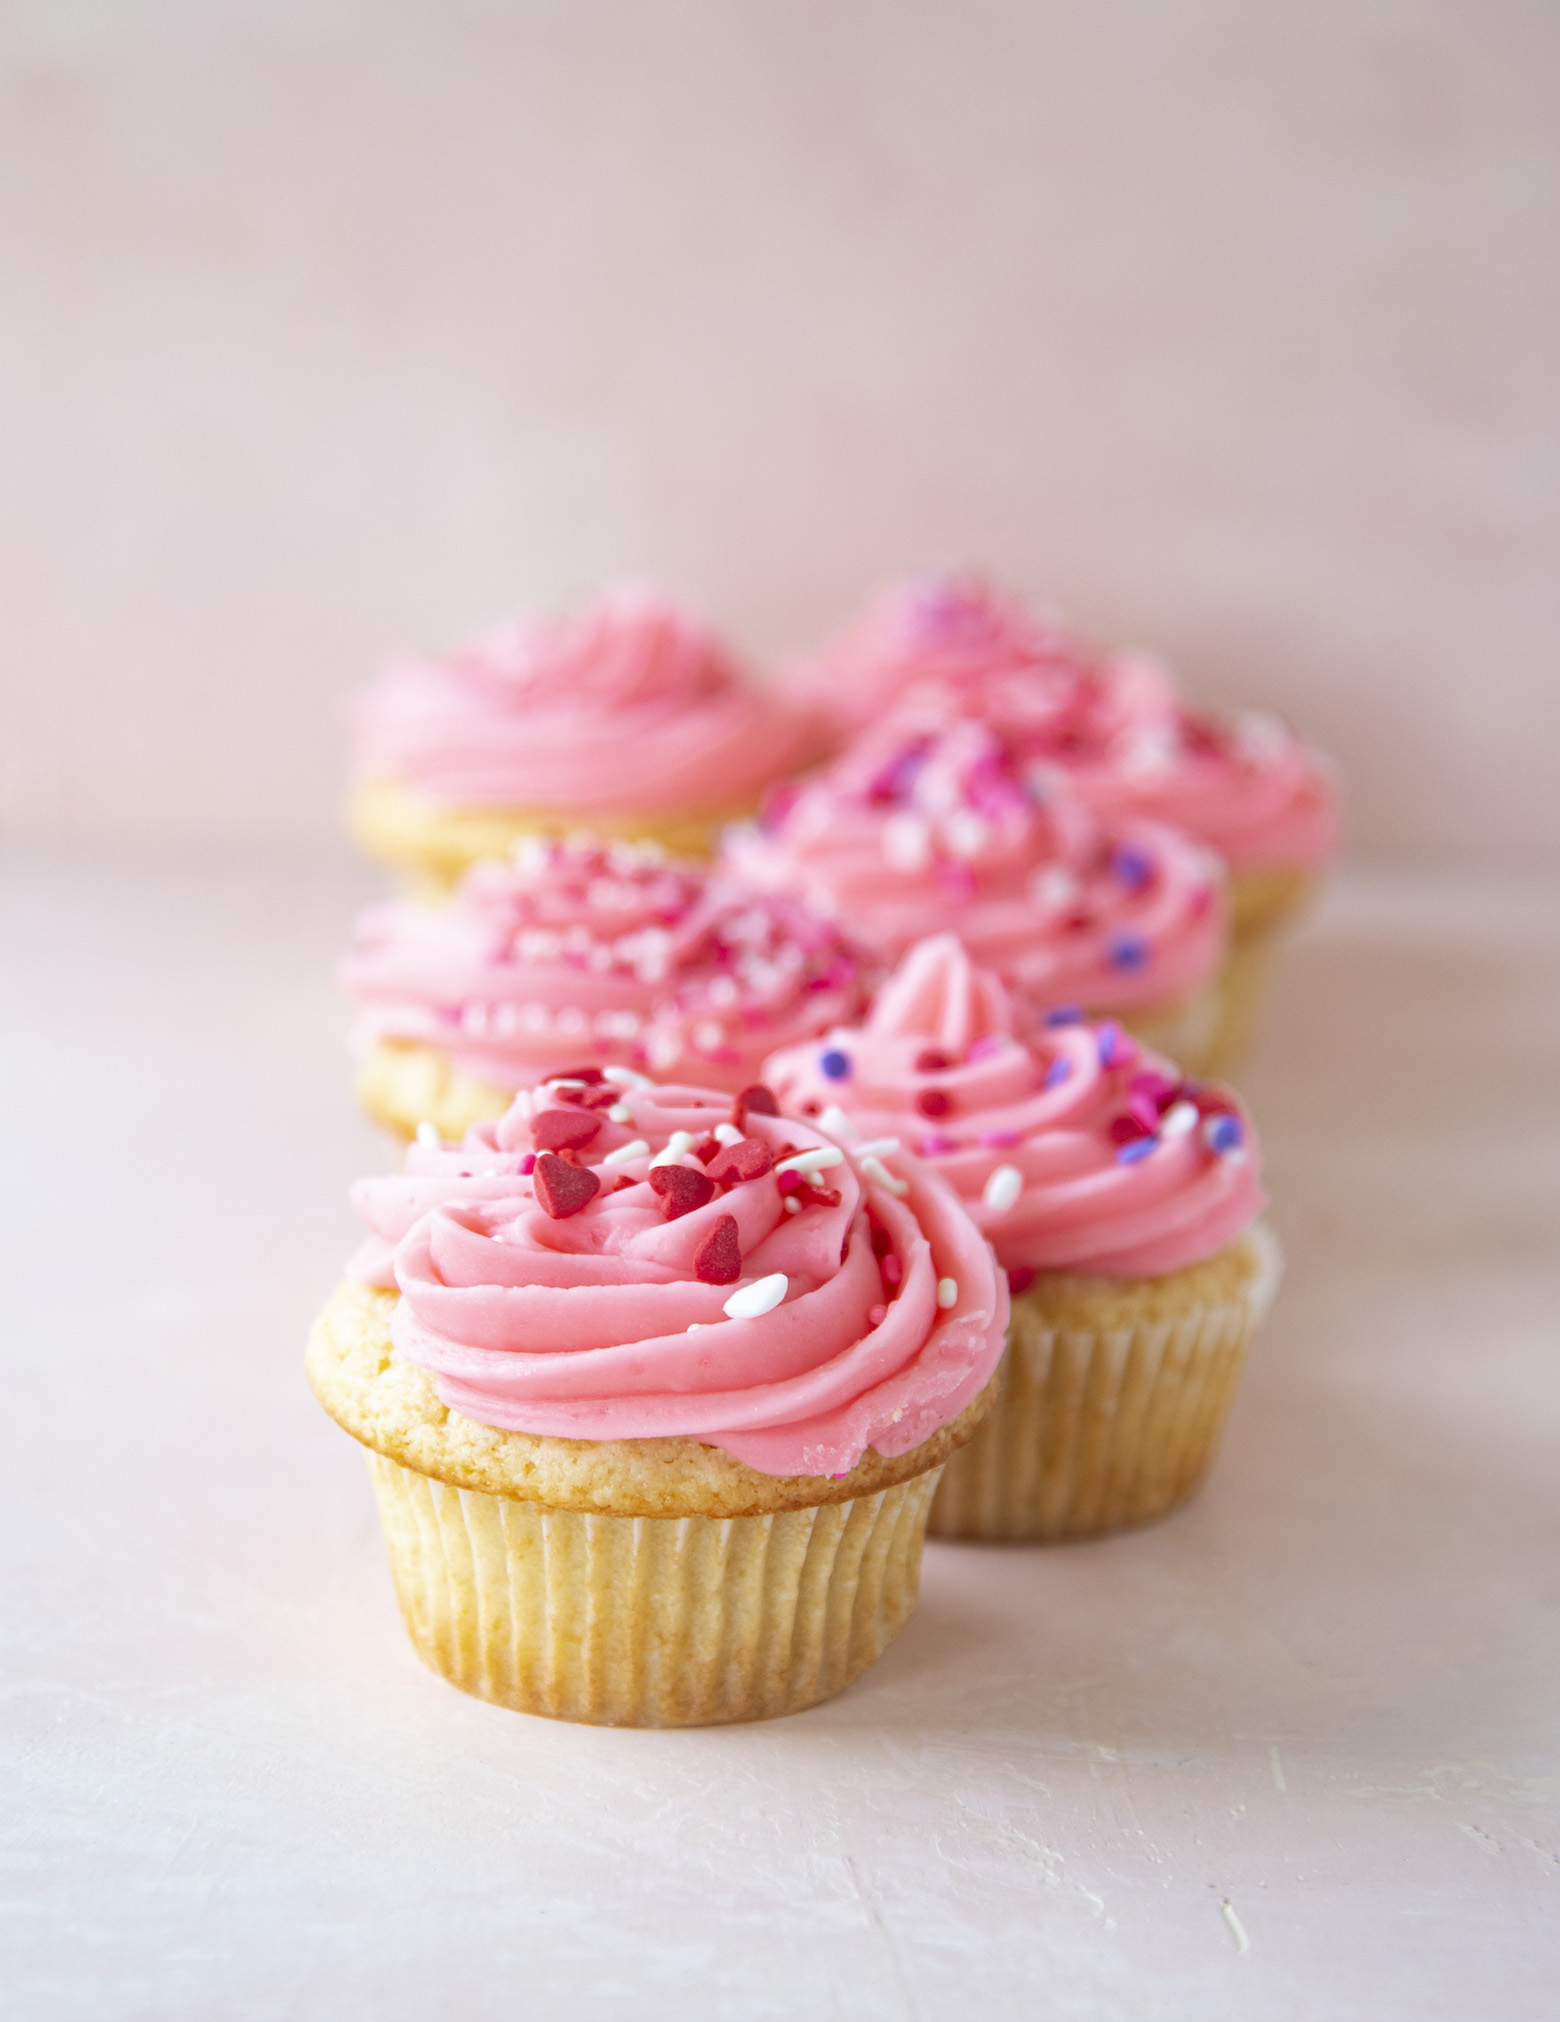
[340,834,864,1140]
[763,934,1281,1539]
[725,706,1228,1071]
[349,583,823,893]
[306,1072,1007,1725]
[794,573,1339,1067]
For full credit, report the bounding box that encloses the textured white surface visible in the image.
[2,1,1558,864]
[3,854,1558,2018]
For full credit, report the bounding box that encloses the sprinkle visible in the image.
[967,1035,1005,1061]
[723,1272,788,1319]
[1007,1266,1036,1296]
[867,1303,888,1327]
[853,1137,901,1159]
[708,1137,774,1187]
[914,1048,951,1073]
[880,1254,903,1287]
[776,1145,845,1177]
[918,1132,958,1156]
[982,1164,1023,1214]
[1205,1113,1245,1155]
[818,1104,857,1141]
[936,1277,958,1309]
[713,1123,745,1147]
[861,1155,909,1197]
[776,1167,803,1193]
[686,1322,712,1332]
[978,1128,1021,1148]
[819,1048,852,1082]
[647,1164,716,1218]
[783,1196,801,1214]
[1043,1055,1072,1089]
[737,1083,779,1116]
[600,1138,650,1166]
[532,1108,603,1153]
[650,1131,698,1168]
[1106,931,1150,972]
[1160,1100,1200,1139]
[532,1153,601,1219]
[602,1065,654,1089]
[606,1102,633,1123]
[1109,1115,1146,1145]
[1044,1005,1084,1027]
[518,1152,536,1175]
[541,1078,589,1095]
[915,1088,950,1118]
[1096,1021,1139,1070]
[415,1121,441,1148]
[694,1215,743,1285]
[1110,842,1156,892]
[1116,1137,1157,1165]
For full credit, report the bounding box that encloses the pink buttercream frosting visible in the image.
[725,709,1227,1015]
[340,835,864,1095]
[351,582,821,816]
[762,936,1264,1278]
[346,1074,1008,1477]
[792,574,1338,873]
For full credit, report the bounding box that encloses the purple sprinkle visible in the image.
[1106,931,1150,972]
[979,1129,1022,1148]
[1110,842,1156,893]
[1097,1020,1125,1067]
[1044,1004,1085,1028]
[1116,1136,1157,1165]
[1043,1055,1072,1089]
[1206,1113,1244,1155]
[819,1048,852,1082]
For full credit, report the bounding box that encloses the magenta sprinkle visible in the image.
[880,1254,903,1288]
[1007,1266,1036,1296]
[917,1132,958,1156]
[979,1129,1022,1148]
[518,1152,536,1175]
[1129,1069,1179,1109]
[1108,1114,1145,1146]
[776,1167,804,1193]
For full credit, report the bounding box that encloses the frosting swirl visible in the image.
[340,835,864,1094]
[726,709,1226,1014]
[762,935,1264,1278]
[792,574,1338,873]
[347,1072,1008,1477]
[351,582,822,816]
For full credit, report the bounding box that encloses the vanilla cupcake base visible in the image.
[357,1038,511,1143]
[1202,865,1320,1077]
[1117,975,1223,1077]
[368,1453,939,1726]
[309,1282,995,1723]
[929,1224,1280,1542]
[349,773,758,897]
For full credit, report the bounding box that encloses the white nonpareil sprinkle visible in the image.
[650,1131,697,1169]
[600,1138,650,1167]
[602,1064,654,1089]
[983,1164,1024,1214]
[818,1104,857,1142]
[881,811,932,872]
[606,1103,633,1123]
[414,1121,440,1149]
[860,1155,909,1198]
[686,1322,712,1332]
[783,1196,800,1214]
[714,1123,745,1147]
[1159,1100,1200,1140]
[936,1277,958,1309]
[723,1273,789,1320]
[775,1145,845,1177]
[853,1137,901,1160]
[543,1078,587,1094]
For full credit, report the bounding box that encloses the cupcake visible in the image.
[348,583,823,894]
[340,834,864,1141]
[762,934,1280,1540]
[794,572,1338,1069]
[306,1073,1008,1725]
[726,706,1229,1072]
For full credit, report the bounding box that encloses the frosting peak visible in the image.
[347,1073,1008,1477]
[864,933,1013,1051]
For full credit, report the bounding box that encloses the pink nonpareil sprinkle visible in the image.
[880,1254,903,1288]
[979,1128,1022,1148]
[868,1303,888,1328]
[918,1132,958,1156]
[967,1035,1005,1062]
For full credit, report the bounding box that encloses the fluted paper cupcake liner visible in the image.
[929,1225,1281,1542]
[367,1453,942,1726]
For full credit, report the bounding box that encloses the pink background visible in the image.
[3,0,1557,864]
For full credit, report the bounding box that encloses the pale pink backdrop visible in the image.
[2,0,1557,865]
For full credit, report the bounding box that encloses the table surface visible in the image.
[3,851,1557,2021]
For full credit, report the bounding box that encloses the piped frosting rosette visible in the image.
[347,1069,1008,1478]
[762,935,1264,1280]
[793,573,1337,876]
[340,834,864,1095]
[725,707,1227,1020]
[351,581,820,818]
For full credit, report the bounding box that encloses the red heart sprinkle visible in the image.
[648,1164,716,1219]
[693,1214,742,1284]
[915,1088,951,1117]
[551,1064,605,1084]
[737,1083,779,1116]
[693,1135,721,1165]
[532,1109,603,1153]
[532,1152,601,1219]
[708,1137,774,1188]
